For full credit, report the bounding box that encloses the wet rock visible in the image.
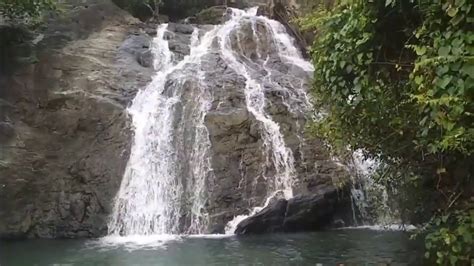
[119,34,154,69]
[169,41,191,57]
[195,6,227,25]
[234,187,354,235]
[145,26,158,36]
[137,49,153,68]
[168,23,195,35]
[284,188,344,231]
[209,223,226,234]
[166,25,194,60]
[332,219,345,228]
[0,121,15,143]
[235,199,288,234]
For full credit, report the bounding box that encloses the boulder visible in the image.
[283,187,352,232]
[235,199,287,234]
[234,187,354,235]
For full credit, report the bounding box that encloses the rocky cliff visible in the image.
[0,0,352,239]
[0,0,153,238]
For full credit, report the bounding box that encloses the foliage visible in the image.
[423,210,474,265]
[112,0,162,21]
[300,0,473,264]
[0,0,56,23]
[301,0,473,159]
[409,0,474,155]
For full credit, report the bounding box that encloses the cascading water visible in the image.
[219,8,294,202]
[217,8,313,233]
[108,7,314,237]
[108,25,216,236]
[349,151,408,228]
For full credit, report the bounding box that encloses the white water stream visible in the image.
[220,8,313,234]
[108,25,216,236]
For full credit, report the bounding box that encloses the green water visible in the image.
[0,229,422,265]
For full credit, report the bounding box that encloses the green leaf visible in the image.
[422,127,429,137]
[444,31,453,39]
[439,46,451,56]
[449,255,458,265]
[450,62,462,71]
[451,38,463,48]
[451,14,465,26]
[415,46,427,56]
[446,122,455,131]
[466,77,474,90]
[446,6,459,17]
[437,65,449,76]
[463,232,472,242]
[339,61,346,69]
[414,76,424,85]
[437,76,453,89]
[452,46,463,55]
[460,63,474,79]
[345,65,353,74]
[420,116,428,126]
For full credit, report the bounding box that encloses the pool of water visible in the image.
[0,229,422,265]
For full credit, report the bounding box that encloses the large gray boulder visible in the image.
[235,186,353,235]
[234,199,288,234]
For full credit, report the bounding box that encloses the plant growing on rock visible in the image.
[138,0,161,18]
[112,0,162,21]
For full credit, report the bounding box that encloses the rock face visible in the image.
[0,0,352,239]
[235,187,353,234]
[0,0,153,238]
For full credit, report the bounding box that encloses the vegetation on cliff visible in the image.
[0,0,56,23]
[300,0,473,264]
[112,0,162,21]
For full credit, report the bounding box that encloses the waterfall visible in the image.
[108,25,216,235]
[108,7,313,236]
[218,9,313,234]
[219,8,294,201]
